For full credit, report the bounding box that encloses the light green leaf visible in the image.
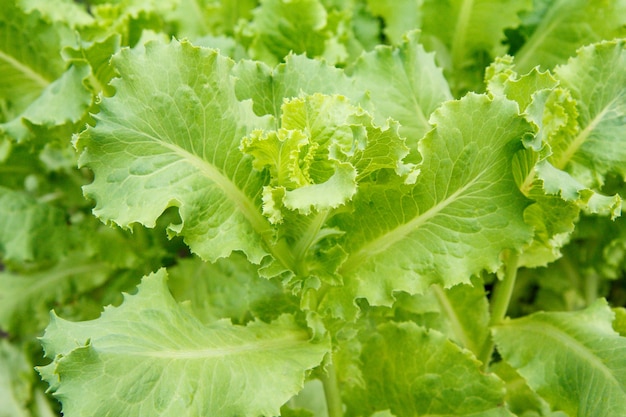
[344,322,511,417]
[1,63,93,144]
[493,299,626,417]
[17,0,95,28]
[247,0,330,64]
[0,255,112,336]
[39,269,330,417]
[420,0,532,95]
[168,0,257,39]
[166,254,299,324]
[518,179,579,268]
[0,187,68,263]
[514,0,626,73]
[366,0,422,45]
[0,340,33,417]
[75,40,275,264]
[487,47,624,264]
[550,39,626,189]
[392,278,491,357]
[491,361,568,417]
[351,30,452,152]
[0,2,69,117]
[233,54,364,122]
[321,94,533,316]
[535,160,621,218]
[243,94,416,223]
[62,34,122,97]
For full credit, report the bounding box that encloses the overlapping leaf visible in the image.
[391,278,491,357]
[39,269,329,417]
[343,322,512,417]
[320,93,534,317]
[494,300,626,417]
[420,0,532,95]
[513,0,626,73]
[351,30,452,152]
[246,0,332,64]
[0,2,67,116]
[233,53,364,121]
[0,187,69,264]
[550,39,626,189]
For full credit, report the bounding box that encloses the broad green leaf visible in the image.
[233,54,364,122]
[167,254,299,324]
[1,63,93,144]
[0,256,112,336]
[62,34,122,97]
[391,278,491,357]
[0,340,33,417]
[491,361,569,417]
[420,0,532,95]
[366,0,422,45]
[0,187,68,263]
[518,180,579,268]
[0,2,67,116]
[344,322,511,417]
[247,0,331,64]
[550,39,626,189]
[75,40,276,265]
[17,0,95,28]
[514,0,626,73]
[487,49,623,265]
[39,269,330,417]
[493,299,626,417]
[351,30,453,153]
[320,94,533,316]
[168,0,257,39]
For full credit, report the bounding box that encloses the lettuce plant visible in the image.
[1,1,626,416]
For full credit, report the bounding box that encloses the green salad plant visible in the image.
[1,0,626,416]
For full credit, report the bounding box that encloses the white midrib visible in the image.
[95,120,297,268]
[339,168,487,274]
[118,331,309,360]
[103,119,274,240]
[0,49,50,89]
[164,142,272,237]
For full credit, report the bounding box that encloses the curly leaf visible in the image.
[320,94,533,317]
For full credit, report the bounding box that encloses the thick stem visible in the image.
[321,360,343,417]
[479,251,520,369]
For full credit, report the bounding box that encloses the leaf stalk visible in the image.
[479,250,520,369]
[321,359,343,417]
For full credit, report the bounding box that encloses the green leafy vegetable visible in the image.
[1,1,625,416]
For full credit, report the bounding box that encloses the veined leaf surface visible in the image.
[494,300,626,417]
[321,94,534,316]
[75,40,276,264]
[39,269,330,417]
[344,322,512,417]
